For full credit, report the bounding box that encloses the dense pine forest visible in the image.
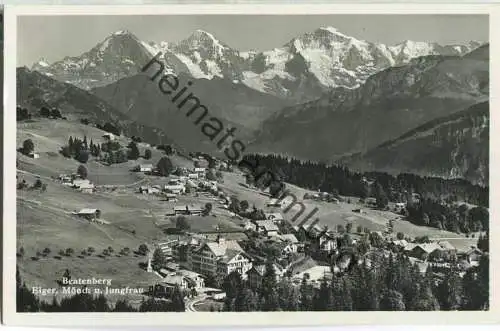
[221,255,489,312]
[239,154,489,234]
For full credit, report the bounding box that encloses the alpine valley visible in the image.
[25,26,489,184]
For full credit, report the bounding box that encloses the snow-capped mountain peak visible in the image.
[30,26,483,100]
[112,29,134,36]
[32,58,50,68]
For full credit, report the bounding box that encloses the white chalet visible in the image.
[102,133,116,141]
[164,183,185,194]
[137,164,153,173]
[189,238,252,278]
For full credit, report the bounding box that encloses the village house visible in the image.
[171,238,201,264]
[74,208,101,221]
[265,212,284,224]
[194,158,209,169]
[318,232,338,253]
[280,233,300,254]
[188,173,199,180]
[28,151,40,159]
[160,274,190,291]
[164,193,178,202]
[165,183,186,195]
[135,164,153,173]
[154,269,206,290]
[365,197,377,206]
[406,243,443,261]
[193,168,206,178]
[72,178,91,188]
[389,239,409,251]
[173,205,203,216]
[139,185,161,195]
[254,220,279,237]
[437,240,457,253]
[292,266,333,288]
[460,247,483,267]
[102,133,116,141]
[216,250,253,280]
[78,182,95,194]
[395,202,406,209]
[246,263,285,289]
[189,237,251,278]
[59,175,74,186]
[241,220,257,232]
[266,198,283,208]
[408,257,430,274]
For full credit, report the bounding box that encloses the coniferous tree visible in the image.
[128,141,140,160]
[171,286,185,311]
[380,290,406,311]
[151,248,166,271]
[436,267,463,310]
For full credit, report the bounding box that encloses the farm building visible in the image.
[74,208,101,220]
[188,173,199,180]
[280,234,300,253]
[28,152,40,159]
[265,212,284,223]
[292,266,332,288]
[193,168,206,176]
[194,158,209,169]
[460,247,483,266]
[365,197,377,205]
[72,179,91,188]
[254,220,279,237]
[136,164,154,173]
[266,198,282,207]
[164,193,178,201]
[102,133,116,141]
[139,186,161,194]
[173,205,203,216]
[406,243,442,261]
[164,183,185,194]
[78,182,95,194]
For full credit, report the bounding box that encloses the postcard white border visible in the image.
[3,3,500,327]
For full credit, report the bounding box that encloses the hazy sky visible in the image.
[17,14,489,66]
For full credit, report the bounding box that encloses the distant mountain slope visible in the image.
[91,71,289,153]
[17,67,173,146]
[343,102,489,186]
[92,71,289,131]
[251,45,489,161]
[31,27,481,102]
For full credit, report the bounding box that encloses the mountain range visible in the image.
[31,27,482,102]
[24,26,489,185]
[251,44,489,161]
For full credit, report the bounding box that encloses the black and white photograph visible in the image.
[2,3,496,326]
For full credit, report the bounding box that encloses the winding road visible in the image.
[185,294,208,312]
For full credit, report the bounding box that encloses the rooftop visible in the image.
[255,220,279,232]
[280,233,299,243]
[203,239,244,257]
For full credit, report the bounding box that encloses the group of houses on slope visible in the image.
[58,174,95,193]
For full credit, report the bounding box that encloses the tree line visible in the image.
[239,154,488,233]
[240,154,488,207]
[60,135,153,165]
[17,106,64,121]
[222,253,489,312]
